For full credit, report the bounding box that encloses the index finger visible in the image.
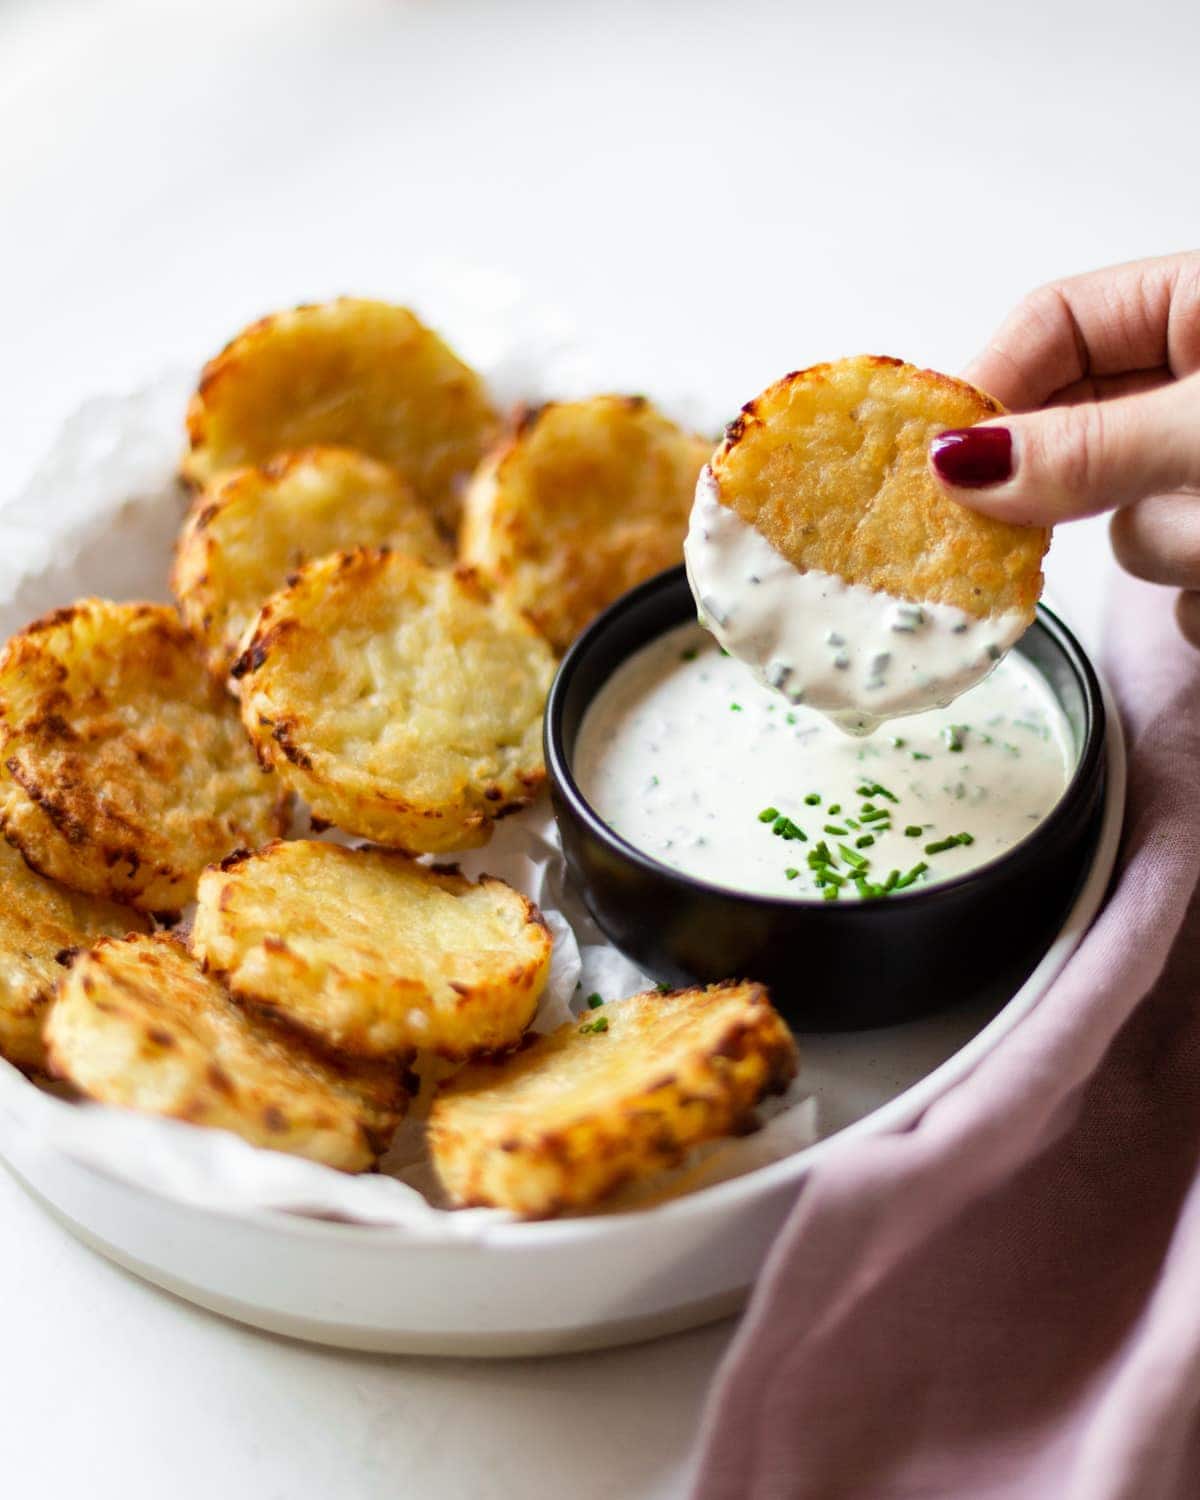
[962,251,1200,412]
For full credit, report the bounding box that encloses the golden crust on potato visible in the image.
[173,447,450,673]
[711,356,1048,620]
[0,600,289,915]
[428,980,798,1217]
[191,840,551,1061]
[182,300,499,534]
[0,840,149,1074]
[234,551,554,853]
[44,934,405,1171]
[461,396,712,652]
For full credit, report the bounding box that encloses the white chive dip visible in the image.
[684,467,1029,736]
[573,621,1073,903]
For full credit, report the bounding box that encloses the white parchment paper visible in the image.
[0,285,815,1235]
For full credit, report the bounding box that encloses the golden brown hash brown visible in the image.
[182,299,500,534]
[428,980,798,1217]
[711,355,1048,619]
[191,840,552,1060]
[0,600,289,914]
[173,446,450,674]
[44,935,405,1171]
[460,396,713,652]
[234,551,554,853]
[0,839,149,1074]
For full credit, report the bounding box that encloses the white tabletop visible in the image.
[1,1,1194,1494]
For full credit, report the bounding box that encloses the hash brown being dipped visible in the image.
[234,550,554,853]
[173,447,450,674]
[45,934,405,1172]
[192,840,552,1060]
[709,355,1048,620]
[0,600,289,915]
[0,839,150,1074]
[461,395,712,652]
[182,299,500,535]
[428,981,798,1217]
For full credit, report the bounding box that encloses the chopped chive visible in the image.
[823,886,839,901]
[587,993,604,1008]
[845,818,861,830]
[758,806,780,823]
[786,713,797,725]
[890,737,906,749]
[895,861,928,889]
[730,702,743,712]
[679,647,698,661]
[649,774,659,787]
[828,803,842,816]
[925,836,961,855]
[818,869,846,887]
[785,867,799,880]
[860,809,890,824]
[943,725,967,752]
[855,785,875,798]
[838,844,868,869]
[860,802,878,814]
[904,825,923,838]
[855,834,875,849]
[804,793,821,806]
[911,751,932,761]
[884,869,901,892]
[873,783,899,803]
[578,1016,609,1034]
[824,824,848,836]
[655,981,671,993]
[956,831,975,846]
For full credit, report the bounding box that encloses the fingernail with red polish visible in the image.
[930,427,1013,488]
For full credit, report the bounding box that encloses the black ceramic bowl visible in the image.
[545,565,1106,1031]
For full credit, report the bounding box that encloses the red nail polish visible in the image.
[930,427,1013,488]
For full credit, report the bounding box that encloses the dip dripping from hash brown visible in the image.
[711,355,1048,620]
[0,600,289,915]
[428,980,798,1218]
[191,840,552,1061]
[44,934,406,1172]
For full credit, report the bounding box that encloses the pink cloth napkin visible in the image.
[691,573,1200,1500]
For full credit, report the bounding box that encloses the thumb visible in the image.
[928,372,1200,525]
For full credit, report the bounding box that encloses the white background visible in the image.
[0,1,1196,1495]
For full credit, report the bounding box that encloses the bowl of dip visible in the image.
[544,565,1106,1030]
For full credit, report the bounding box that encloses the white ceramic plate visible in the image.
[0,695,1124,1356]
[0,361,1126,1355]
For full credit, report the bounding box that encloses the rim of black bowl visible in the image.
[544,564,1107,910]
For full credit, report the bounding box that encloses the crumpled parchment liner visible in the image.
[0,284,815,1237]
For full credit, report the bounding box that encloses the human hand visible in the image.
[926,252,1200,643]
